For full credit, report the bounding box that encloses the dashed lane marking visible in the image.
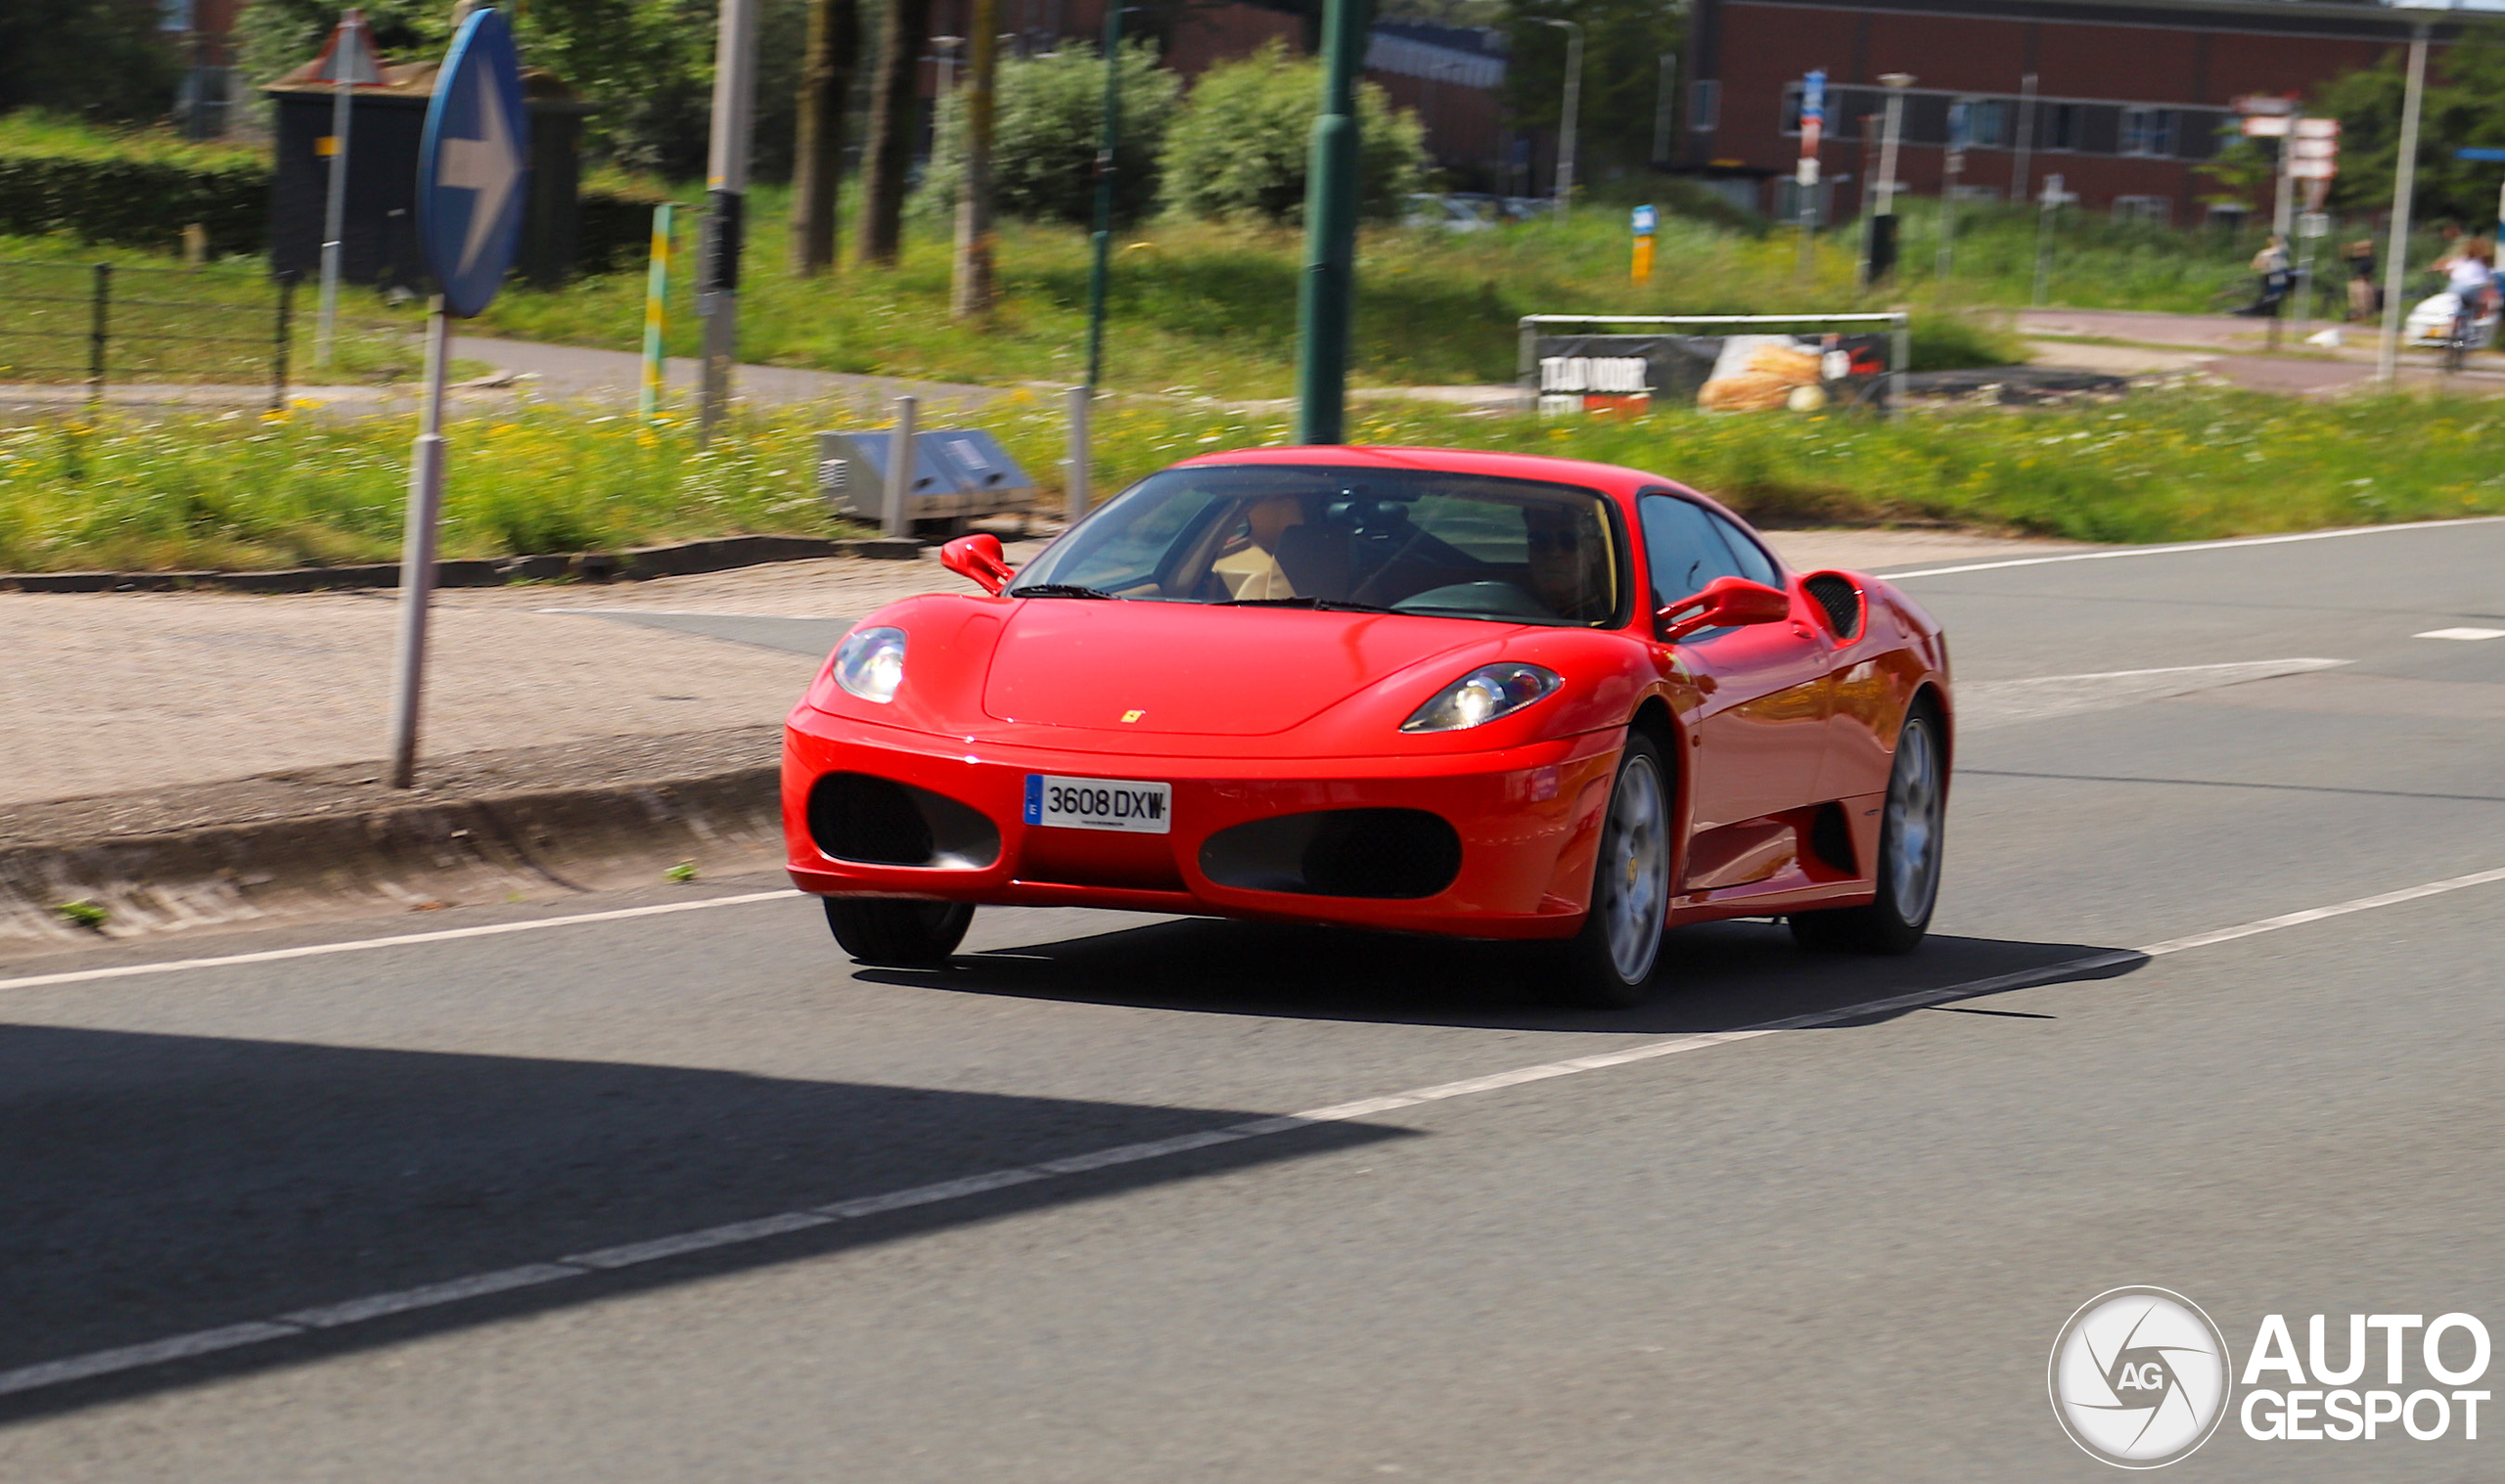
[4,864,2503,1399]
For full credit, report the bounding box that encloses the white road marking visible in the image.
[1883,516,2505,580]
[1956,657,2347,731]
[4,864,2502,1400]
[2415,627,2505,641]
[0,891,795,996]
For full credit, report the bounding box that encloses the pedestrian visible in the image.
[2344,239,2378,321]
[2442,237,2496,342]
[2231,234,2294,317]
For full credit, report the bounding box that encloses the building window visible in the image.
[1689,78,1719,134]
[1779,81,1801,134]
[1965,99,2008,148]
[2121,108,2176,157]
[2114,195,2171,224]
[159,0,192,28]
[2039,103,2079,152]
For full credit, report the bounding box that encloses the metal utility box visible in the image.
[816,427,1038,536]
[922,428,1036,516]
[816,430,966,524]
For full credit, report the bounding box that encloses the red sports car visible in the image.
[782,446,1951,1007]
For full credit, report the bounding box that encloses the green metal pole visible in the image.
[1295,0,1367,446]
[1082,6,1125,391]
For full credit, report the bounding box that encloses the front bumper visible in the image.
[783,708,1623,939]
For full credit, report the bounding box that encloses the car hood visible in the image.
[980,600,1498,736]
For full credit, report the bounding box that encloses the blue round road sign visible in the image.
[1630,203,1659,236]
[418,9,529,318]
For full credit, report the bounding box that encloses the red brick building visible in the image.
[1679,0,2468,225]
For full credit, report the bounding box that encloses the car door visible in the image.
[1636,493,1836,832]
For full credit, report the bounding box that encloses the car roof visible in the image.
[1166,444,1683,501]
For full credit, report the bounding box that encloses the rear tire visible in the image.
[1545,732,1673,1010]
[822,897,974,967]
[1791,701,1945,956]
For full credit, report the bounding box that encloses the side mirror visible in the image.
[1656,575,1791,643]
[939,532,1016,596]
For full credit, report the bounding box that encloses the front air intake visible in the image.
[807,773,1000,868]
[1199,808,1461,899]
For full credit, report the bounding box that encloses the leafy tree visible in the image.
[1506,0,1681,185]
[2314,19,2505,228]
[1159,41,1426,223]
[917,41,1182,226]
[1,0,180,121]
[232,0,808,179]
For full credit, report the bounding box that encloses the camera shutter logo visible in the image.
[2050,1287,2232,1467]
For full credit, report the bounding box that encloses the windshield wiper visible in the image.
[1219,596,1395,613]
[1010,583,1116,599]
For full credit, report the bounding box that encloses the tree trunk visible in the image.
[949,0,997,319]
[856,0,934,268]
[791,0,860,275]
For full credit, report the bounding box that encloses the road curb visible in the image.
[0,767,785,948]
[0,533,924,595]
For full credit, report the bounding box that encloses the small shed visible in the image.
[263,57,596,292]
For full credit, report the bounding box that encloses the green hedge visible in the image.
[0,147,660,277]
[0,153,270,255]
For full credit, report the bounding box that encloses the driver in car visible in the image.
[1208,494,1307,600]
[1524,504,1608,622]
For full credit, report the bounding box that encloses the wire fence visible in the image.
[0,260,296,410]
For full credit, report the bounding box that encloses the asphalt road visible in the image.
[1,519,2500,1481]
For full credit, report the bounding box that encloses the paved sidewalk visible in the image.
[0,529,2078,813]
[2018,306,2505,396]
[448,337,1007,417]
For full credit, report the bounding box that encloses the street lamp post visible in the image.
[2378,22,2433,385]
[1531,18,1582,219]
[1864,72,1912,286]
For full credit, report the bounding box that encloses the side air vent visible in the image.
[1802,572,1863,639]
[1200,808,1462,899]
[807,773,1001,868]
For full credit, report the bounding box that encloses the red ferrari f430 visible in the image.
[783,447,1951,1006]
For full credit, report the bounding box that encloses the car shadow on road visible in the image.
[0,1023,1407,1423]
[877,915,2147,1033]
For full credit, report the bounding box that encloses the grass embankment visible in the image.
[470,188,2024,395]
[5,389,2496,572]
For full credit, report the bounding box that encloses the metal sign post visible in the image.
[310,10,382,370]
[1795,68,1824,276]
[1937,99,1970,283]
[387,7,530,789]
[2378,24,2431,385]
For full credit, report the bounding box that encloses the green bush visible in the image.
[1159,42,1428,224]
[917,41,1183,226]
[0,122,269,255]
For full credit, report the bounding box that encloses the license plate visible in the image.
[1024,775,1173,834]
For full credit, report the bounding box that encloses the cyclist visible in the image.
[2437,238,2496,368]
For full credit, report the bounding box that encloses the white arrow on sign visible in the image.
[437,69,522,278]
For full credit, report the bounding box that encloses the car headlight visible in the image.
[833,626,907,703]
[1401,663,1560,733]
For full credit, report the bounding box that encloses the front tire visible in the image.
[1791,700,1945,956]
[1547,732,1673,1009]
[823,897,974,967]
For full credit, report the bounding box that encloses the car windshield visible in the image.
[1006,465,1622,626]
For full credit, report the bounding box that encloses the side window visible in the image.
[1702,509,1782,588]
[1638,494,1747,608]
